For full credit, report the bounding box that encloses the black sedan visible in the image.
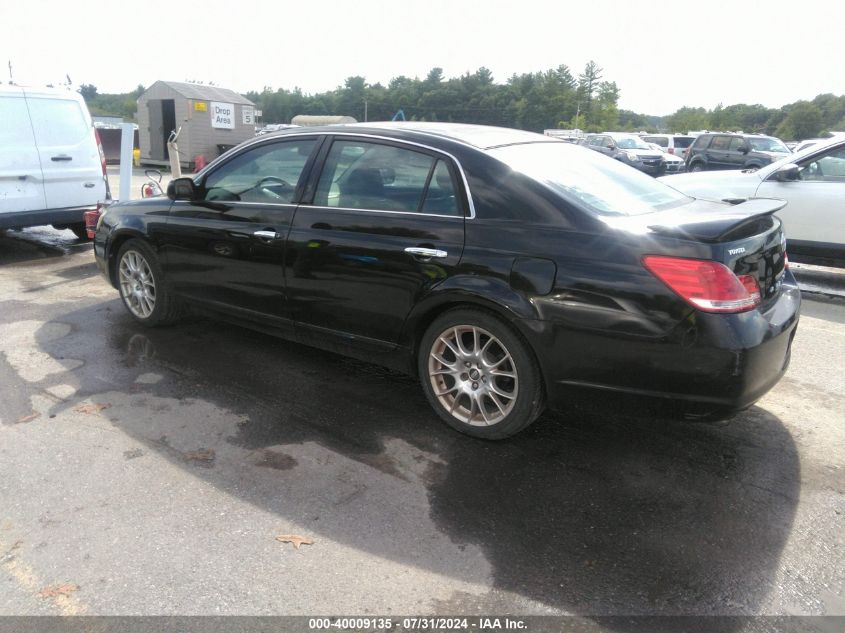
[93,123,800,439]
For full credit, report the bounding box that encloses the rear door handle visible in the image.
[51,155,72,162]
[253,230,280,240]
[405,247,447,259]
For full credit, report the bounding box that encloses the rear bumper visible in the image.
[528,273,801,410]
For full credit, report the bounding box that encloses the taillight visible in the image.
[643,256,762,313]
[83,202,105,239]
[94,129,107,177]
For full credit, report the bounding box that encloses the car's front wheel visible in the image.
[419,308,545,439]
[116,239,180,326]
[689,162,705,172]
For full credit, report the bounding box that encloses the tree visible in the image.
[775,102,823,140]
[576,61,602,125]
[78,84,98,100]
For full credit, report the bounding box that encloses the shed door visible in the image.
[147,100,165,160]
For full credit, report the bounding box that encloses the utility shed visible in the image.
[137,81,256,169]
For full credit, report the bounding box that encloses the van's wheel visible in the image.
[419,308,545,439]
[69,223,90,241]
[116,239,180,327]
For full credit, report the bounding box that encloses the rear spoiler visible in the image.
[647,198,787,243]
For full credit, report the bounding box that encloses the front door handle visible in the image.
[405,247,447,259]
[51,155,72,162]
[253,230,279,240]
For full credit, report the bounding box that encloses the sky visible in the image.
[2,0,843,116]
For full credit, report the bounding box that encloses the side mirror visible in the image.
[167,177,198,201]
[773,163,800,182]
[738,145,750,154]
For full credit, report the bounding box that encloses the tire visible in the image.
[689,162,705,172]
[418,308,545,439]
[69,223,90,241]
[115,239,180,327]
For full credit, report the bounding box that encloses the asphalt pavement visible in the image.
[0,228,842,626]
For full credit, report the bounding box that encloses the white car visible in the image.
[0,84,109,238]
[659,136,845,265]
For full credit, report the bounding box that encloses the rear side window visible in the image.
[26,97,89,146]
[673,137,694,148]
[314,140,461,216]
[0,96,35,145]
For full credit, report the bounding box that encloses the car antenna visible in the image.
[7,60,12,84]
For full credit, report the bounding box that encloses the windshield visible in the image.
[748,137,789,153]
[615,136,651,150]
[490,142,692,216]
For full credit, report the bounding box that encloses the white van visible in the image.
[0,84,109,239]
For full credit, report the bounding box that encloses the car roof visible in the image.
[264,122,556,151]
[0,83,84,101]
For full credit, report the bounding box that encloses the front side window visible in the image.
[202,138,317,203]
[799,146,845,181]
[314,140,460,215]
[728,137,746,151]
[673,137,694,149]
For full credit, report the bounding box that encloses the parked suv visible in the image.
[581,133,666,176]
[0,84,109,238]
[642,134,695,158]
[685,133,790,172]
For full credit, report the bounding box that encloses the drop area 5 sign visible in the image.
[211,102,235,129]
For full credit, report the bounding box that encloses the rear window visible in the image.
[672,137,694,148]
[644,136,668,147]
[489,143,691,217]
[26,97,90,146]
[0,96,35,145]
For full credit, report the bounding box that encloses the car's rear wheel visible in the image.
[419,308,545,439]
[69,223,90,241]
[116,239,180,326]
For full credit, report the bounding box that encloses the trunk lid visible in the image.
[607,198,789,310]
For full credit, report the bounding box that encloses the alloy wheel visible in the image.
[427,325,519,426]
[118,250,156,319]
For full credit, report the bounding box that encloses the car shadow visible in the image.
[29,302,800,624]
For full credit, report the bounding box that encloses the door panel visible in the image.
[26,95,105,209]
[287,209,464,345]
[158,137,320,327]
[148,101,164,160]
[288,138,466,346]
[0,93,46,214]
